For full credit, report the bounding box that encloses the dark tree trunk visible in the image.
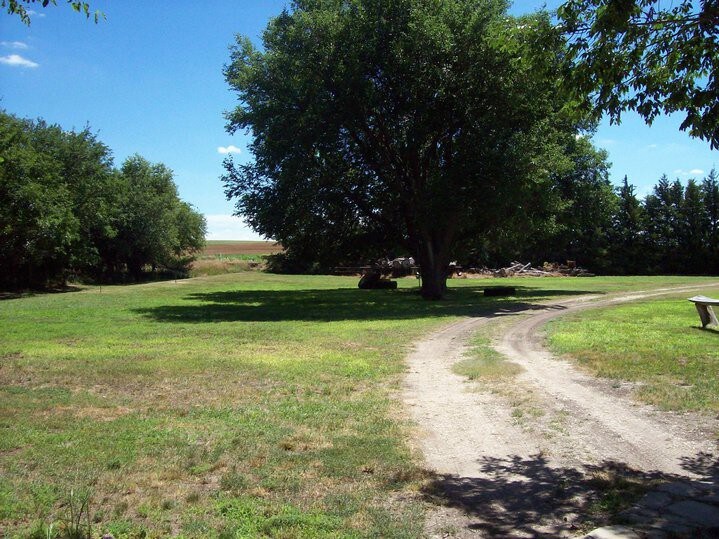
[416,239,449,300]
[127,260,143,282]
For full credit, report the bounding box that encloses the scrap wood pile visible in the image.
[353,257,416,289]
[467,261,594,278]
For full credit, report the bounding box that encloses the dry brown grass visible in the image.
[189,258,265,276]
[202,240,282,256]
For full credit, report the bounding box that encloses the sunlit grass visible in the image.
[2,273,718,537]
[547,293,719,412]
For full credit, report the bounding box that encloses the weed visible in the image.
[59,486,92,539]
[112,501,128,517]
[25,521,57,539]
[185,492,201,504]
[587,469,655,516]
[136,503,150,519]
[220,469,249,493]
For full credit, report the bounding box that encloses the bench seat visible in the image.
[688,296,719,328]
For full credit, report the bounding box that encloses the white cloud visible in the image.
[217,145,242,155]
[647,143,658,149]
[26,10,45,17]
[0,54,38,68]
[204,214,265,241]
[598,138,616,146]
[1,41,28,49]
[674,168,705,177]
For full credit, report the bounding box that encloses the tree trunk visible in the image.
[416,239,449,300]
[127,260,143,282]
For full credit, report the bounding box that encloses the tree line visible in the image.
[483,170,719,276]
[0,111,206,289]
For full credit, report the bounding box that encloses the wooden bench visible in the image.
[688,295,719,328]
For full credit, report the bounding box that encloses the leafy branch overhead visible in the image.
[1,0,103,24]
[559,0,719,148]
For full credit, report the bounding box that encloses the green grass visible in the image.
[547,292,719,412]
[190,255,267,277]
[453,332,522,381]
[1,273,717,537]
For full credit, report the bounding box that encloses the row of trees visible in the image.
[608,172,719,275]
[0,111,206,289]
[488,170,719,276]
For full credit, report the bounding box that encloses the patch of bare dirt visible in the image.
[403,284,719,537]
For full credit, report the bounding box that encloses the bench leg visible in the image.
[708,305,719,327]
[695,304,719,328]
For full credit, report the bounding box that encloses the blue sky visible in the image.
[1,1,716,240]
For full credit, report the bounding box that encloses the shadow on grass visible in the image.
[690,326,719,336]
[0,285,84,301]
[423,452,719,537]
[133,286,598,323]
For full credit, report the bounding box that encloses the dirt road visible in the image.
[403,285,719,537]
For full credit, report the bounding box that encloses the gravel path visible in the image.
[403,284,719,537]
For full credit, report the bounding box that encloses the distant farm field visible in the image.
[2,274,718,538]
[202,240,283,256]
[192,241,284,276]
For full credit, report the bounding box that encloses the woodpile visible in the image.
[466,261,594,278]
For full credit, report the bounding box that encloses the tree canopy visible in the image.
[0,111,205,289]
[558,0,719,148]
[223,0,596,298]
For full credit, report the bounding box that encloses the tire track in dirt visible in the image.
[404,316,543,478]
[497,285,719,476]
[404,283,719,537]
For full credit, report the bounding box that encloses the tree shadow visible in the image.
[422,452,719,537]
[680,452,719,479]
[133,285,597,323]
[0,285,84,301]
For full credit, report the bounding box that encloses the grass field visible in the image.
[547,294,719,413]
[192,241,283,277]
[1,274,718,538]
[202,241,283,257]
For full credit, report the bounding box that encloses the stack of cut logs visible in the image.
[468,261,594,277]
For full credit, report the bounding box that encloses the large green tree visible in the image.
[223,0,589,298]
[463,136,614,271]
[608,176,647,274]
[112,156,206,280]
[644,175,685,273]
[701,169,719,272]
[558,0,719,147]
[1,113,89,288]
[530,136,615,270]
